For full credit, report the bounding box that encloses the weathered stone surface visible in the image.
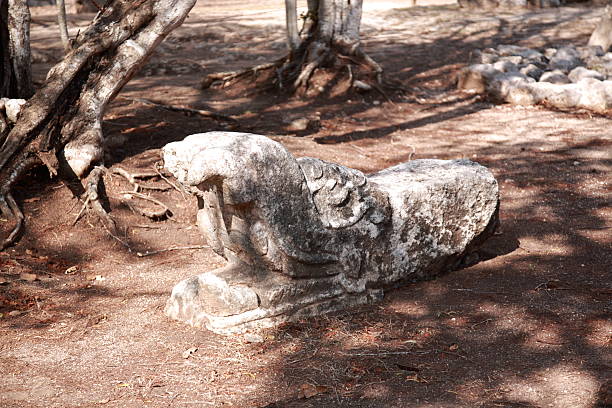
[588,6,612,53]
[163,132,499,334]
[568,66,605,82]
[525,79,612,112]
[493,60,518,73]
[520,64,544,80]
[540,70,572,84]
[457,64,502,92]
[549,46,582,73]
[1,98,27,123]
[459,43,612,112]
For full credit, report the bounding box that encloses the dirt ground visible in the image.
[1,1,611,407]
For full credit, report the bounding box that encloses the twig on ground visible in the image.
[120,96,238,123]
[470,318,493,329]
[72,195,91,226]
[340,350,418,357]
[136,245,209,257]
[154,161,186,199]
[201,60,282,89]
[111,166,171,192]
[118,191,171,219]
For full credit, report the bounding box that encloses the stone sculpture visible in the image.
[163,132,499,334]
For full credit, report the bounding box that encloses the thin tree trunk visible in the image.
[56,0,70,52]
[0,0,33,99]
[285,0,300,51]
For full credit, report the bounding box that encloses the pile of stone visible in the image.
[458,44,612,112]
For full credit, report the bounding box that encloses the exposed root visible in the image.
[136,245,209,257]
[118,191,171,220]
[154,161,187,198]
[0,192,25,250]
[0,155,40,250]
[200,60,284,90]
[85,166,117,234]
[111,166,171,192]
[72,195,91,226]
[119,97,238,124]
[201,42,385,98]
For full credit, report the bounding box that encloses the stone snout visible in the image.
[162,132,500,334]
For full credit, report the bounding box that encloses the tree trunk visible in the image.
[289,0,382,89]
[203,0,382,95]
[0,0,34,99]
[0,0,196,249]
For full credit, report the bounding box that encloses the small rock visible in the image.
[540,70,571,84]
[499,55,523,65]
[457,64,502,93]
[353,80,372,91]
[372,100,381,105]
[475,50,498,64]
[243,333,264,343]
[4,99,26,123]
[19,273,38,282]
[568,66,605,83]
[520,64,544,80]
[286,118,310,132]
[577,45,605,59]
[493,60,518,73]
[549,46,582,73]
[544,48,557,59]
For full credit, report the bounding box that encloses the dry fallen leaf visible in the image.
[8,310,23,317]
[298,383,329,399]
[19,273,38,282]
[449,343,459,351]
[182,347,198,359]
[0,277,8,285]
[406,373,429,383]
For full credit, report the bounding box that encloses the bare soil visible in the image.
[1,1,611,407]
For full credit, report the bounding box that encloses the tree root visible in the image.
[136,245,209,257]
[200,60,284,90]
[201,43,385,98]
[119,97,238,124]
[84,166,117,234]
[111,166,171,192]
[0,192,25,250]
[0,155,40,250]
[119,191,171,220]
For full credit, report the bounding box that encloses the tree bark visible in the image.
[206,0,382,94]
[0,0,196,248]
[0,0,34,99]
[291,0,382,89]
[56,0,71,52]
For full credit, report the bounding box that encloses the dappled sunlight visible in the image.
[501,364,600,408]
